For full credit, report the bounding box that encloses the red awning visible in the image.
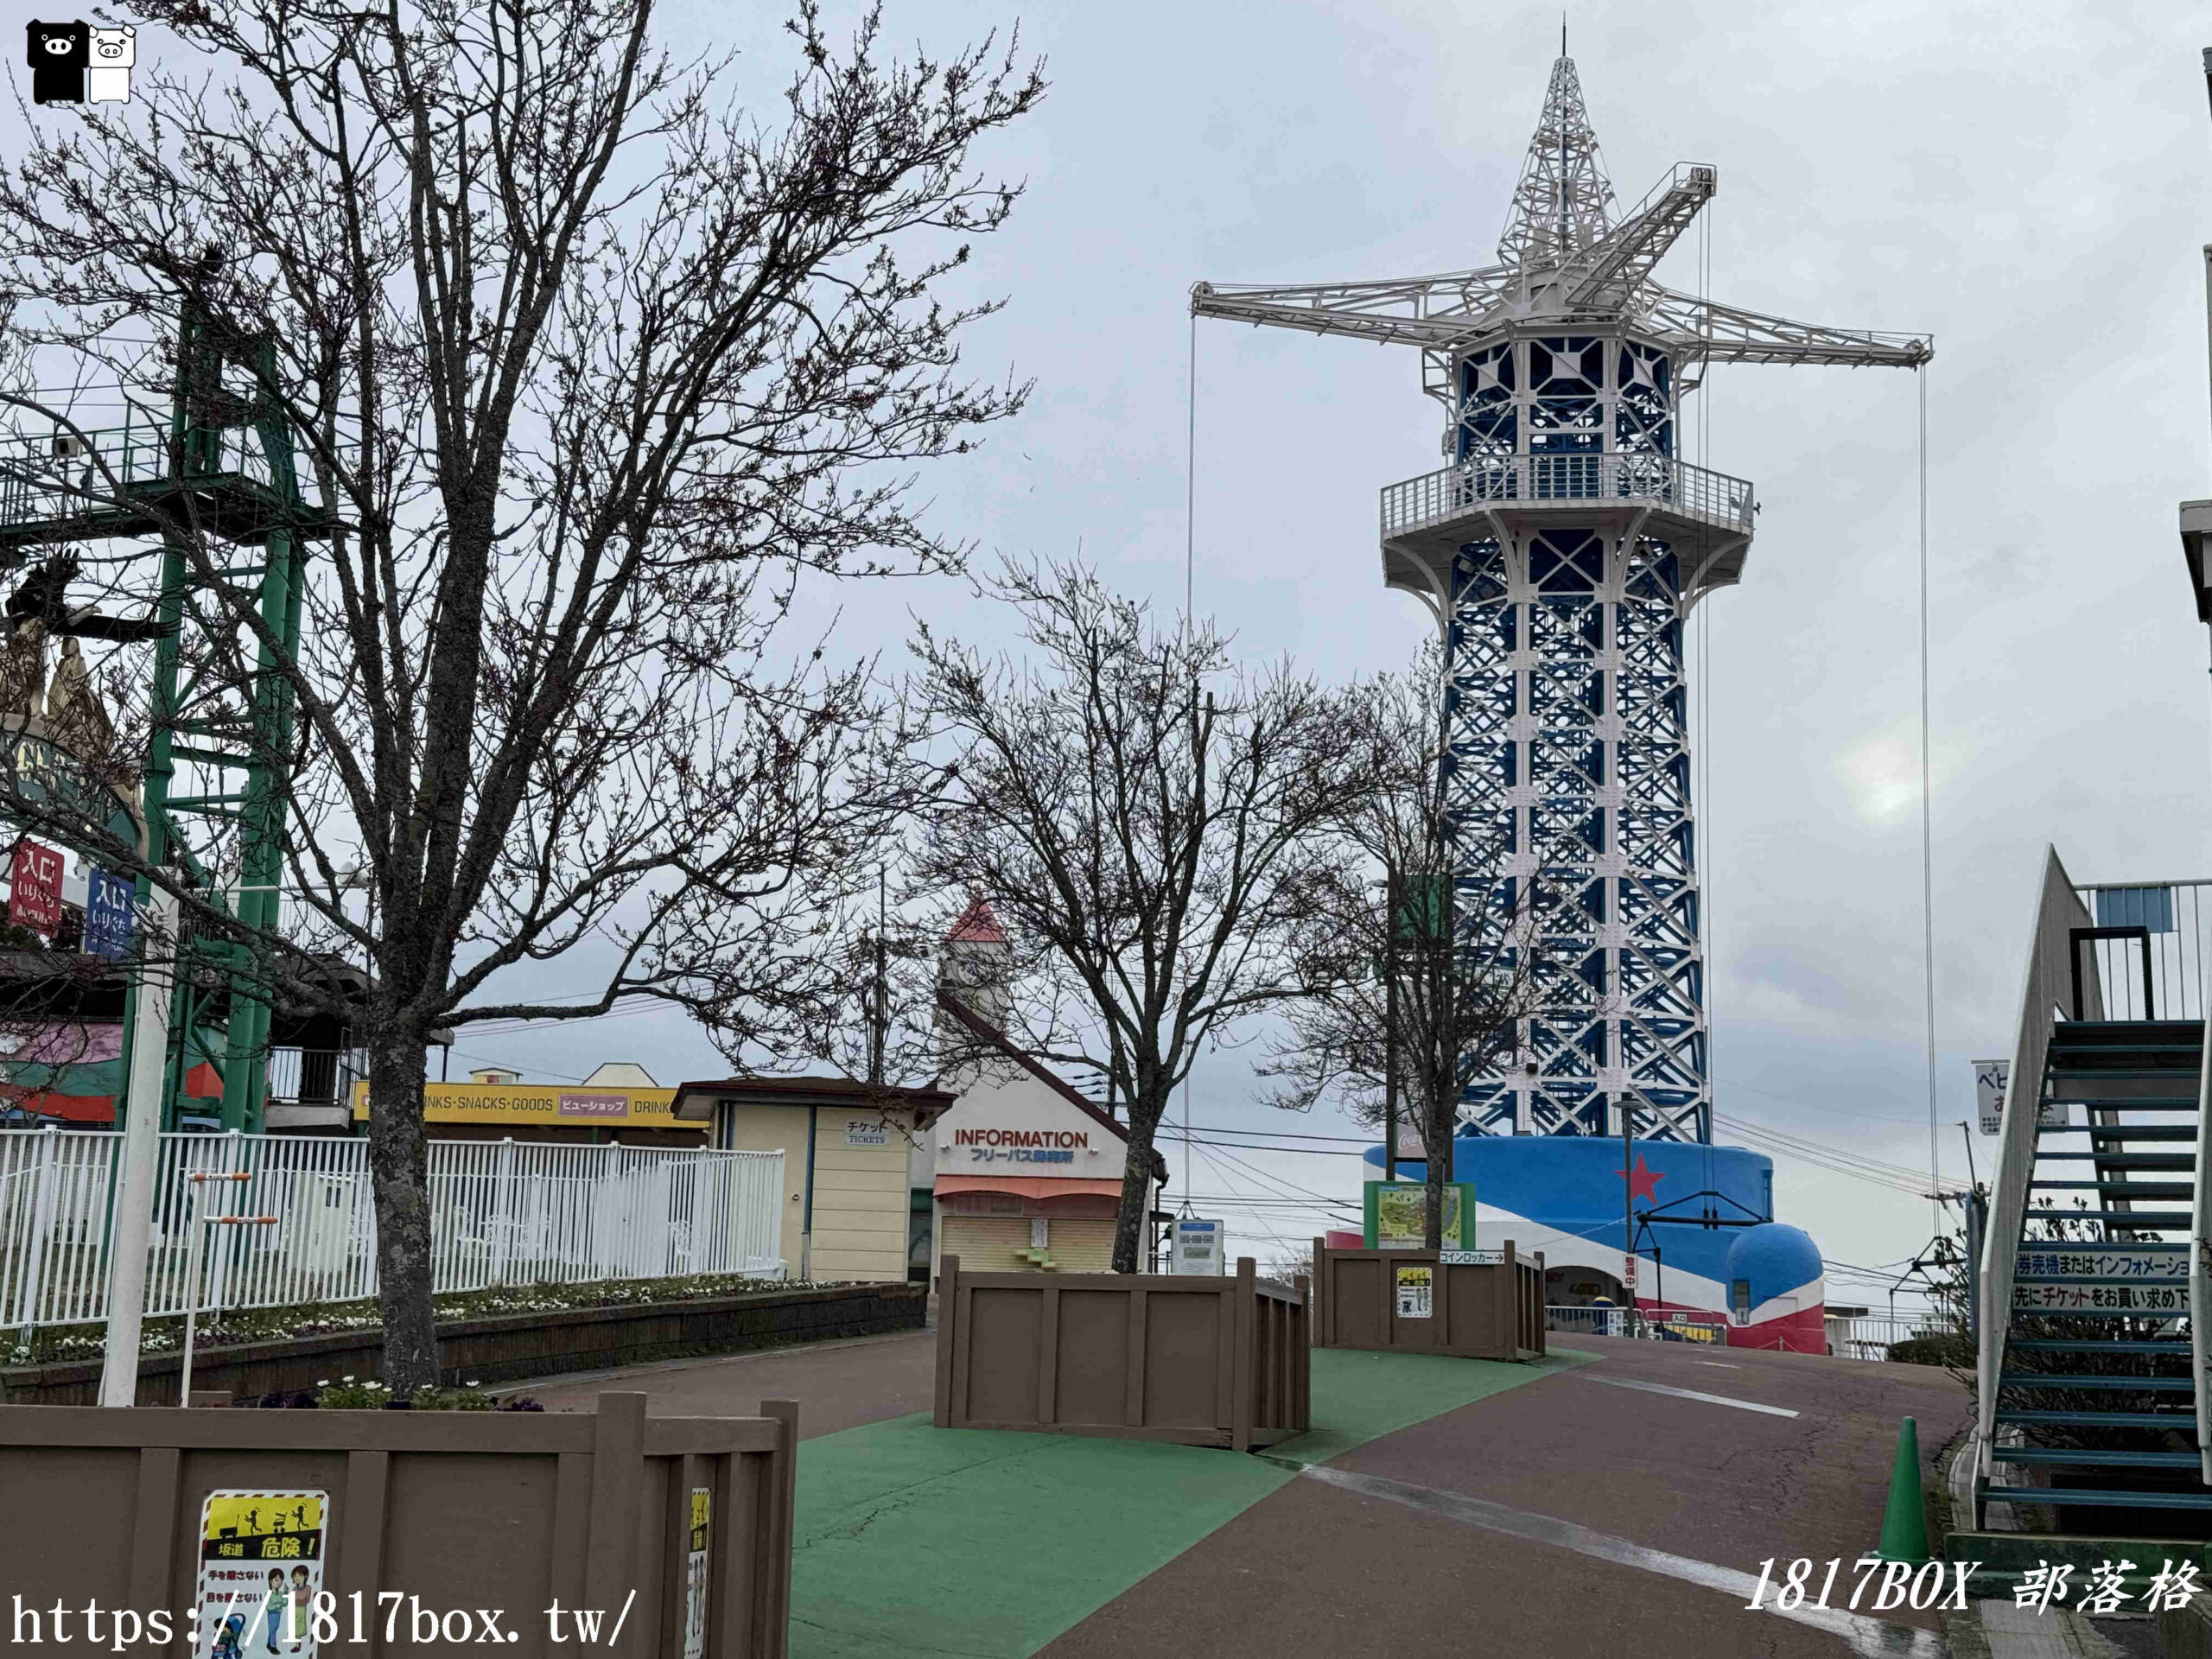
[934,1174,1125,1202]
[0,1089,115,1123]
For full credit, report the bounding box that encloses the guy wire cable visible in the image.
[1918,361,1938,1229]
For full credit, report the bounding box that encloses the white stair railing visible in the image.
[1978,847,2098,1471]
[2193,983,2212,1483]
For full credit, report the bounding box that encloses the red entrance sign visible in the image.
[10,839,62,934]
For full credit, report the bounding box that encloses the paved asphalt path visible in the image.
[524,1327,938,1437]
[1042,1334,1973,1659]
[519,1327,1973,1656]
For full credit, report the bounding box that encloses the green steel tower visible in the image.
[0,297,331,1129]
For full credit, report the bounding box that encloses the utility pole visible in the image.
[1384,864,1399,1184]
[868,868,887,1085]
[1622,1093,1638,1338]
[98,889,181,1407]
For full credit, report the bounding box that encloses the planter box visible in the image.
[1310,1239,1545,1360]
[932,1255,1309,1450]
[2,1281,926,1406]
[0,1389,795,1658]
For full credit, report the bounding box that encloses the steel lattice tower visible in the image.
[1193,50,1929,1144]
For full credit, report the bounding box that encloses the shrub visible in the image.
[1887,1333,1973,1368]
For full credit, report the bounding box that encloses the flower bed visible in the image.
[1,1278,926,1405]
[5,1271,826,1366]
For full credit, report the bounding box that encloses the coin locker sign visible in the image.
[1395,1264,1433,1319]
[194,1489,327,1658]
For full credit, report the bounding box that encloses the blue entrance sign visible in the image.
[84,868,136,959]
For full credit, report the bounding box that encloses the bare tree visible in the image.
[1259,654,1551,1249]
[911,561,1390,1271]
[0,0,1041,1385]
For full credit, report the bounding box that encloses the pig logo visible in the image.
[26,20,88,105]
[86,24,130,103]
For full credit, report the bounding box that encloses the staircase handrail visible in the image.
[1979,847,2097,1460]
[2196,975,2212,1483]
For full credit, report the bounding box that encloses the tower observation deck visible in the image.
[1192,53,1929,1145]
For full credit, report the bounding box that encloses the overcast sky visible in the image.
[12,0,2212,1304]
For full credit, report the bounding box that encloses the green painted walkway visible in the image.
[789,1347,1596,1659]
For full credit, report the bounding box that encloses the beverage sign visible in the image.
[1171,1217,1224,1274]
[83,867,134,958]
[9,839,61,933]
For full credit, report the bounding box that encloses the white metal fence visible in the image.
[0,1128,785,1330]
[1825,1314,1951,1362]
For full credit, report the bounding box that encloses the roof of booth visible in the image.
[669,1074,955,1122]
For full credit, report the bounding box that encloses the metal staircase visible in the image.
[1976,854,2212,1532]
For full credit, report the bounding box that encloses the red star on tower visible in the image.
[1617,1154,1664,1205]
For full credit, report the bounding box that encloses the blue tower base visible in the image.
[1362,1136,1827,1351]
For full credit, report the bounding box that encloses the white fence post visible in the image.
[4,1128,788,1332]
[493,1137,517,1287]
[14,1126,60,1335]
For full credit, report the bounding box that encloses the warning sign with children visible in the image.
[193,1490,328,1658]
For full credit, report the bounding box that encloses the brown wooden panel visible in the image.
[1325,1256,1386,1349]
[760,1399,798,1658]
[1052,1289,1134,1427]
[1123,1289,1148,1427]
[0,1397,792,1659]
[932,1256,960,1429]
[332,1448,389,1654]
[1143,1290,1224,1429]
[126,1445,181,1611]
[963,1287,1045,1426]
[1036,1283,1062,1426]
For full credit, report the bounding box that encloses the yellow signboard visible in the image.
[350,1081,688,1127]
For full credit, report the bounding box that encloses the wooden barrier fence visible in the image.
[1310,1237,1546,1361]
[932,1255,1309,1450]
[0,1390,797,1657]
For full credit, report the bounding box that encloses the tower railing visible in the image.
[0,419,266,535]
[1380,453,1755,537]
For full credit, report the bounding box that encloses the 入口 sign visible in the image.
[83,866,134,958]
[9,838,61,934]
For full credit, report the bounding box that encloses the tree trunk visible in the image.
[365,1030,438,1392]
[1424,1070,1450,1250]
[1113,1100,1163,1274]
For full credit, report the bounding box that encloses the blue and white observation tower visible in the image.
[1192,51,1929,1335]
[1194,50,1928,1146]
